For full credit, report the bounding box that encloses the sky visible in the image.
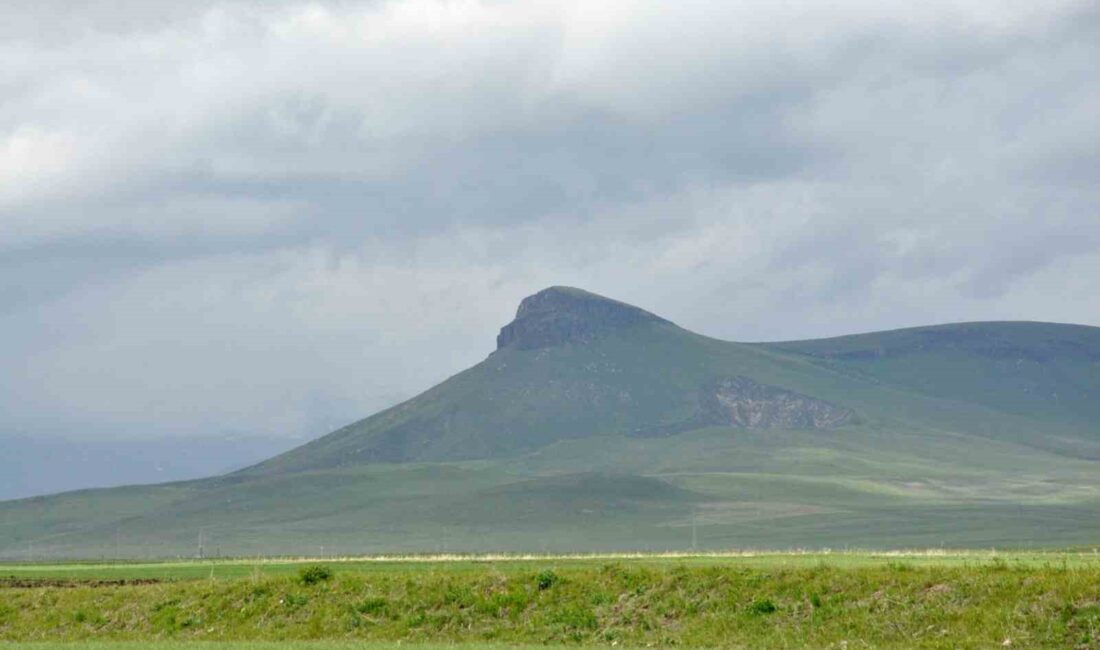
[2,0,1098,444]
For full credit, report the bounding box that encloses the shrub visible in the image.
[537,569,559,591]
[750,599,777,615]
[298,564,333,585]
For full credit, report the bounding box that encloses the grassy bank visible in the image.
[2,559,1099,649]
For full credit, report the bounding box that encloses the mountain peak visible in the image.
[496,286,670,350]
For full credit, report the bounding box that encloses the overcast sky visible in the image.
[2,0,1098,443]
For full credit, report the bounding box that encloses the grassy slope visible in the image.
[2,321,1099,558]
[248,321,1100,474]
[1,558,1098,649]
[767,321,1100,437]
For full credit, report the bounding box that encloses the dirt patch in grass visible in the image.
[924,582,953,595]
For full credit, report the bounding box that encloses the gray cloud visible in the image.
[0,0,1097,441]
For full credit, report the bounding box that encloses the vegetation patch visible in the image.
[298,566,334,586]
[749,598,777,615]
[536,570,558,591]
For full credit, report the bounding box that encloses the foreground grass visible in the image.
[2,560,1099,649]
[0,644,557,650]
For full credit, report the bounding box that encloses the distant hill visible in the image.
[769,322,1100,438]
[2,287,1098,558]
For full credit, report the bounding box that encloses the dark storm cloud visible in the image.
[0,0,1097,441]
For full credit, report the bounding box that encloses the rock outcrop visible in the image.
[700,376,853,429]
[496,286,671,350]
[634,375,853,436]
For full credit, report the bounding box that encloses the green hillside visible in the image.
[765,322,1100,456]
[248,291,1100,474]
[2,287,1098,558]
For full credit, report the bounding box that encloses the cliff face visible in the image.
[496,286,671,350]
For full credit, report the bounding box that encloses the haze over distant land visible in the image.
[3,287,1098,558]
[0,434,300,500]
[0,0,1097,492]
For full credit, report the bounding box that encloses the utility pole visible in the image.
[198,528,205,560]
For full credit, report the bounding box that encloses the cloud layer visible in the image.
[2,0,1098,440]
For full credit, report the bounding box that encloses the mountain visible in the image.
[2,287,1099,558]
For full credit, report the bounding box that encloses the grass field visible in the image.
[2,552,1099,649]
[1,645,561,650]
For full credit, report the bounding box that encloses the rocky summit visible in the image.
[496,286,670,350]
